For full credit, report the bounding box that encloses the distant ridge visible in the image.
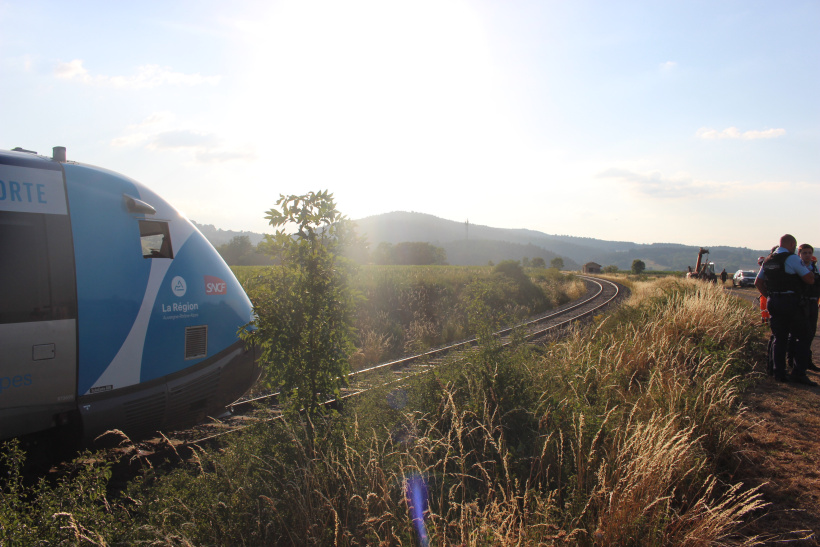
[352,212,766,271]
[192,221,267,247]
[195,212,767,272]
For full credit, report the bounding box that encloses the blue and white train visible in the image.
[0,146,258,442]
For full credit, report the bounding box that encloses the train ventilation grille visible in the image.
[167,369,222,428]
[124,392,166,438]
[185,325,208,359]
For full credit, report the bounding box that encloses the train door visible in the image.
[0,154,78,439]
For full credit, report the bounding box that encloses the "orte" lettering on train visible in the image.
[0,180,48,204]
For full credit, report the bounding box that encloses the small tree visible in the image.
[493,259,525,280]
[217,235,254,265]
[242,191,357,420]
[550,257,564,270]
[531,257,546,269]
[631,259,646,275]
[603,264,619,273]
[373,242,395,265]
[394,242,447,265]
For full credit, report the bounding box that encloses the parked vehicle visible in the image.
[686,247,717,282]
[732,270,757,287]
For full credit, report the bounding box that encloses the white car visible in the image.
[732,270,757,287]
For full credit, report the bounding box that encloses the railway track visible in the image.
[128,277,621,443]
[338,274,622,397]
[42,276,625,479]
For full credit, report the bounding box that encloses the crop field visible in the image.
[235,264,587,371]
[0,275,779,545]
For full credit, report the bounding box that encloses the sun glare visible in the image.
[215,0,534,221]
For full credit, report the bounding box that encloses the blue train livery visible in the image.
[0,146,258,441]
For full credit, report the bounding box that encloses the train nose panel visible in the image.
[79,341,258,443]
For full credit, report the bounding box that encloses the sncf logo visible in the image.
[205,275,227,295]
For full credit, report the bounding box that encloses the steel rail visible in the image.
[180,276,623,446]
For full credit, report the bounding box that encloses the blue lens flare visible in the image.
[387,388,408,409]
[406,473,429,547]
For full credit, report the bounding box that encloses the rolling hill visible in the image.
[351,212,767,272]
[194,212,768,272]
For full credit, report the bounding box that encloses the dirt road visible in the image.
[725,285,820,544]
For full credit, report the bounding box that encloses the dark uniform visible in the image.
[803,261,820,367]
[788,259,820,371]
[762,251,813,382]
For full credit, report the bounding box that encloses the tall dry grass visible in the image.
[527,278,767,544]
[111,278,766,545]
[2,277,770,545]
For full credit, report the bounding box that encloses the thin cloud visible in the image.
[54,59,220,88]
[601,168,810,201]
[195,150,257,163]
[54,59,88,80]
[597,168,713,199]
[129,111,175,129]
[111,112,177,147]
[111,133,149,147]
[150,131,219,150]
[112,114,253,164]
[696,126,786,140]
[659,61,677,72]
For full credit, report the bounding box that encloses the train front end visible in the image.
[0,147,258,442]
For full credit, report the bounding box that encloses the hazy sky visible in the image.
[3,0,817,250]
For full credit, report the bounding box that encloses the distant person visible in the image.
[720,269,727,285]
[755,234,816,385]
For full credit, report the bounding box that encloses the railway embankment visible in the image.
[2,276,814,544]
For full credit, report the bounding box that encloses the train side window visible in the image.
[139,220,173,259]
[0,211,77,324]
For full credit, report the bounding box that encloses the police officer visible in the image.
[797,244,820,370]
[755,234,816,385]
